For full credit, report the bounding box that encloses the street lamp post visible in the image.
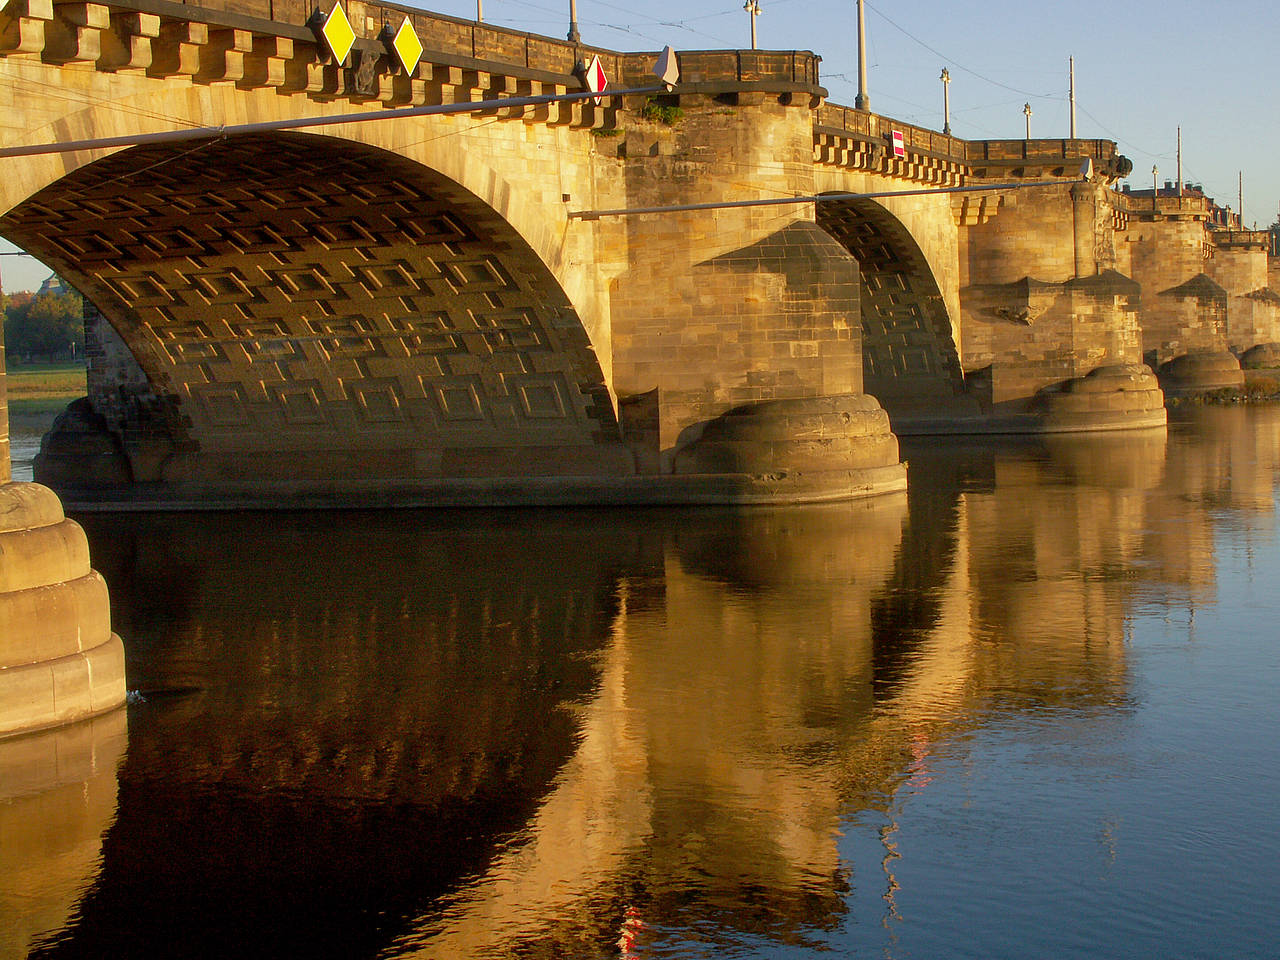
[940,68,951,136]
[476,0,482,21]
[1068,56,1076,138]
[743,1,760,50]
[568,0,580,42]
[1152,165,1159,213]
[1023,102,1032,140]
[855,0,869,111]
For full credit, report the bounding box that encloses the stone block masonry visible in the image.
[0,482,126,737]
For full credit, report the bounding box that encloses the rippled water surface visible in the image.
[4,406,1280,959]
[7,427,40,482]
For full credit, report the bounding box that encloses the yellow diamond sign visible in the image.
[392,16,422,76]
[321,2,356,66]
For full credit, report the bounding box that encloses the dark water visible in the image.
[4,406,1280,959]
[7,428,40,483]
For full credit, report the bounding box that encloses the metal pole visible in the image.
[855,0,869,111]
[1176,127,1182,197]
[1239,172,1243,228]
[1152,165,1158,213]
[1023,103,1032,140]
[568,180,1063,221]
[568,0,580,43]
[744,1,759,50]
[476,0,482,22]
[940,68,951,136]
[1068,56,1076,138]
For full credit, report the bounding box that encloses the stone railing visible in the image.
[815,102,966,163]
[812,105,1131,187]
[0,0,826,132]
[1117,193,1212,220]
[45,0,824,91]
[1207,229,1271,250]
[965,138,1120,180]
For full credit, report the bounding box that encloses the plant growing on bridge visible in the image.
[641,96,683,126]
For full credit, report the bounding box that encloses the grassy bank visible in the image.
[5,362,85,429]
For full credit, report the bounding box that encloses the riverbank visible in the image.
[5,363,84,429]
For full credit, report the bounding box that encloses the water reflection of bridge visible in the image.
[8,407,1278,956]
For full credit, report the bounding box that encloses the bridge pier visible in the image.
[1208,231,1280,354]
[603,90,906,499]
[955,180,1166,432]
[0,333,125,739]
[1118,194,1258,397]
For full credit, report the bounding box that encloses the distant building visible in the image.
[37,274,69,297]
[1121,181,1241,229]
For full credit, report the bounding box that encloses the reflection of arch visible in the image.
[818,198,965,411]
[0,133,616,480]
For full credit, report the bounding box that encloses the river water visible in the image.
[3,406,1280,959]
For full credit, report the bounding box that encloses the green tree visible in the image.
[3,289,83,360]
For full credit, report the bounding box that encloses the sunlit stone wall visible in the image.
[0,482,127,736]
[0,330,126,736]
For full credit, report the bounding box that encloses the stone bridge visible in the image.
[0,0,1275,509]
[9,0,1266,510]
[3,0,1279,736]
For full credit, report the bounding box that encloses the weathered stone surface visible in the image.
[0,477,124,736]
[0,573,112,668]
[960,272,1145,420]
[1037,364,1167,432]
[673,393,902,478]
[1157,350,1245,397]
[1240,342,1280,369]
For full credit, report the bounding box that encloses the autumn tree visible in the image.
[3,288,83,360]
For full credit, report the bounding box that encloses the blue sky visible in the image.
[2,0,1274,290]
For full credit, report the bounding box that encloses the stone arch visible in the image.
[0,132,623,485]
[818,197,967,417]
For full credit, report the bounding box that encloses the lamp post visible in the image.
[743,0,760,50]
[1068,56,1076,138]
[855,0,869,111]
[1023,102,1032,140]
[940,68,951,136]
[568,0,580,42]
[1152,165,1159,213]
[476,0,482,21]
[1176,126,1182,197]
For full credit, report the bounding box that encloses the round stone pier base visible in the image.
[1038,364,1168,431]
[1239,343,1280,371]
[672,393,907,501]
[1157,351,1245,398]
[0,482,125,738]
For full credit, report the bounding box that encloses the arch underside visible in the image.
[819,199,967,415]
[0,133,618,483]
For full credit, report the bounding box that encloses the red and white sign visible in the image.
[585,54,608,105]
[891,129,905,158]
